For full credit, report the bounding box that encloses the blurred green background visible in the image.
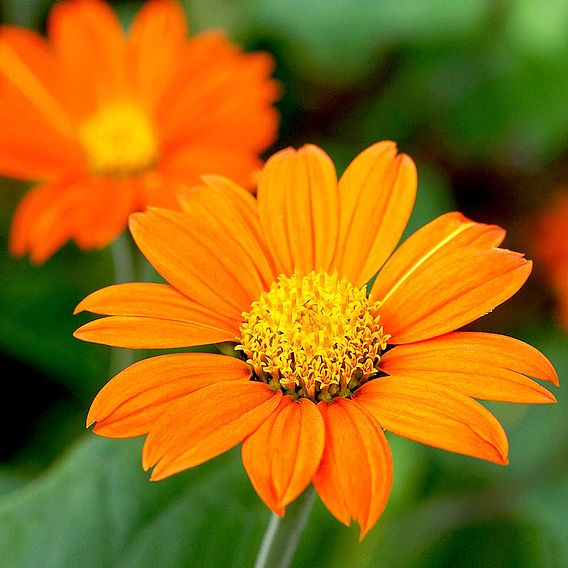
[0,0,567,566]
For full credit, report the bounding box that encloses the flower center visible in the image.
[238,271,389,401]
[79,102,158,176]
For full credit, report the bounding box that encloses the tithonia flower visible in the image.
[533,191,568,330]
[0,0,278,262]
[75,142,558,538]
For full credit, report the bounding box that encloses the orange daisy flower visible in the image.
[534,191,568,330]
[0,0,278,262]
[75,142,558,538]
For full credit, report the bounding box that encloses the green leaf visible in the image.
[0,436,270,568]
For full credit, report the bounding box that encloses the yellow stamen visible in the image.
[79,102,158,176]
[238,271,389,401]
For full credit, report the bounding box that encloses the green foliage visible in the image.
[0,438,268,567]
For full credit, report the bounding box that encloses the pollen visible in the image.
[79,102,158,177]
[238,271,390,401]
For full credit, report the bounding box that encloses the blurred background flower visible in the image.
[533,191,568,332]
[0,0,278,263]
[0,0,566,566]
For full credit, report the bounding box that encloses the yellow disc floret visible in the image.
[79,102,158,176]
[238,271,389,401]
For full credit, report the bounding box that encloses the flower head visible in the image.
[75,142,558,538]
[533,191,568,330]
[0,0,278,262]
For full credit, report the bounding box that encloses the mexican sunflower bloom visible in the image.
[533,191,568,331]
[75,142,558,538]
[0,0,278,262]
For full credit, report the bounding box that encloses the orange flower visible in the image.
[0,0,278,262]
[534,191,568,330]
[75,142,558,538]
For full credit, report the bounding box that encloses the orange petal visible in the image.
[129,207,269,321]
[87,352,251,438]
[242,396,325,515]
[48,0,127,113]
[74,282,240,348]
[75,317,235,349]
[331,142,417,286]
[0,125,80,181]
[196,175,273,260]
[257,145,339,275]
[177,179,277,289]
[10,183,66,258]
[11,177,140,262]
[159,144,264,190]
[157,31,278,156]
[372,212,506,300]
[137,171,187,210]
[372,214,531,343]
[0,27,80,175]
[313,398,393,540]
[356,377,509,465]
[380,332,558,402]
[127,0,187,111]
[0,26,67,112]
[10,181,82,263]
[68,177,139,250]
[143,381,281,481]
[75,282,238,328]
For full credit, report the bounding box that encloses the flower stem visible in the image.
[110,232,135,285]
[109,233,136,374]
[254,486,316,568]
